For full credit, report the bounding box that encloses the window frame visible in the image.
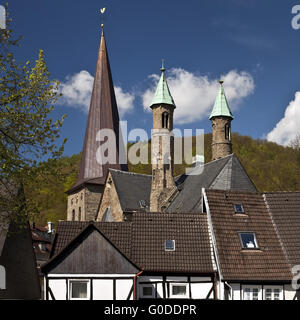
[140,284,156,299]
[234,203,245,214]
[238,232,259,250]
[263,286,283,300]
[165,240,175,251]
[169,283,189,299]
[68,279,90,300]
[242,285,262,300]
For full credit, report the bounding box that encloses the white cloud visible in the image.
[266,92,300,146]
[142,68,254,125]
[59,70,134,116]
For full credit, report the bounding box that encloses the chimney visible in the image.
[47,222,54,234]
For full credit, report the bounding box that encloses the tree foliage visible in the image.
[0,6,66,224]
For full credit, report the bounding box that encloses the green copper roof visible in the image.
[150,62,176,108]
[209,81,233,120]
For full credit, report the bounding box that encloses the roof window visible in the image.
[165,240,175,251]
[234,204,244,214]
[239,232,259,249]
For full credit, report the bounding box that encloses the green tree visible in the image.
[0,6,66,225]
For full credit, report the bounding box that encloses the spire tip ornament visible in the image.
[100,7,106,30]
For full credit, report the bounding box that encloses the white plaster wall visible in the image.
[116,279,133,300]
[284,284,297,300]
[230,283,241,300]
[93,279,114,300]
[191,283,213,299]
[48,279,66,300]
[156,283,164,298]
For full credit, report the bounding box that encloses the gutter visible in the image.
[202,188,224,300]
[133,269,144,300]
[224,281,233,300]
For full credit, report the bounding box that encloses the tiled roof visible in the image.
[264,192,300,268]
[131,212,214,273]
[205,189,292,281]
[167,154,257,213]
[47,213,215,274]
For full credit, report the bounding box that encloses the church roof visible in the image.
[150,63,176,108]
[209,81,233,120]
[68,30,127,193]
[104,154,256,214]
[109,169,152,211]
[166,154,257,213]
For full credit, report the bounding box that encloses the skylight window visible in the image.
[239,232,259,249]
[165,240,175,251]
[234,204,244,214]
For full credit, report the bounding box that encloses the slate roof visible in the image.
[110,169,152,211]
[167,154,257,213]
[45,212,215,274]
[264,192,300,268]
[68,30,127,193]
[204,189,292,282]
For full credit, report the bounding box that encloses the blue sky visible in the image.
[6,0,300,156]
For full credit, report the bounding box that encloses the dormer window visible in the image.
[165,240,175,251]
[239,232,259,249]
[234,204,244,214]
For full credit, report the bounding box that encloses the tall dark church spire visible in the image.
[67,27,127,221]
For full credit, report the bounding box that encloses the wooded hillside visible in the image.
[27,133,300,226]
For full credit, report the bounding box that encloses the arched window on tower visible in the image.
[72,209,75,221]
[162,112,169,129]
[78,207,81,221]
[225,124,230,141]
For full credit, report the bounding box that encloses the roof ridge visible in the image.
[109,168,151,177]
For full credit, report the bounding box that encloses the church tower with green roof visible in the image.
[150,62,177,212]
[210,80,234,161]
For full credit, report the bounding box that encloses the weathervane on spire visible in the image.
[100,7,106,29]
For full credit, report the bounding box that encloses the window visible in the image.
[78,207,81,221]
[243,287,261,300]
[239,232,259,249]
[162,112,169,129]
[69,280,90,300]
[170,283,188,298]
[165,240,175,251]
[225,124,230,140]
[140,284,155,299]
[72,209,75,221]
[0,265,5,290]
[264,287,283,300]
[234,204,244,214]
[252,288,259,300]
